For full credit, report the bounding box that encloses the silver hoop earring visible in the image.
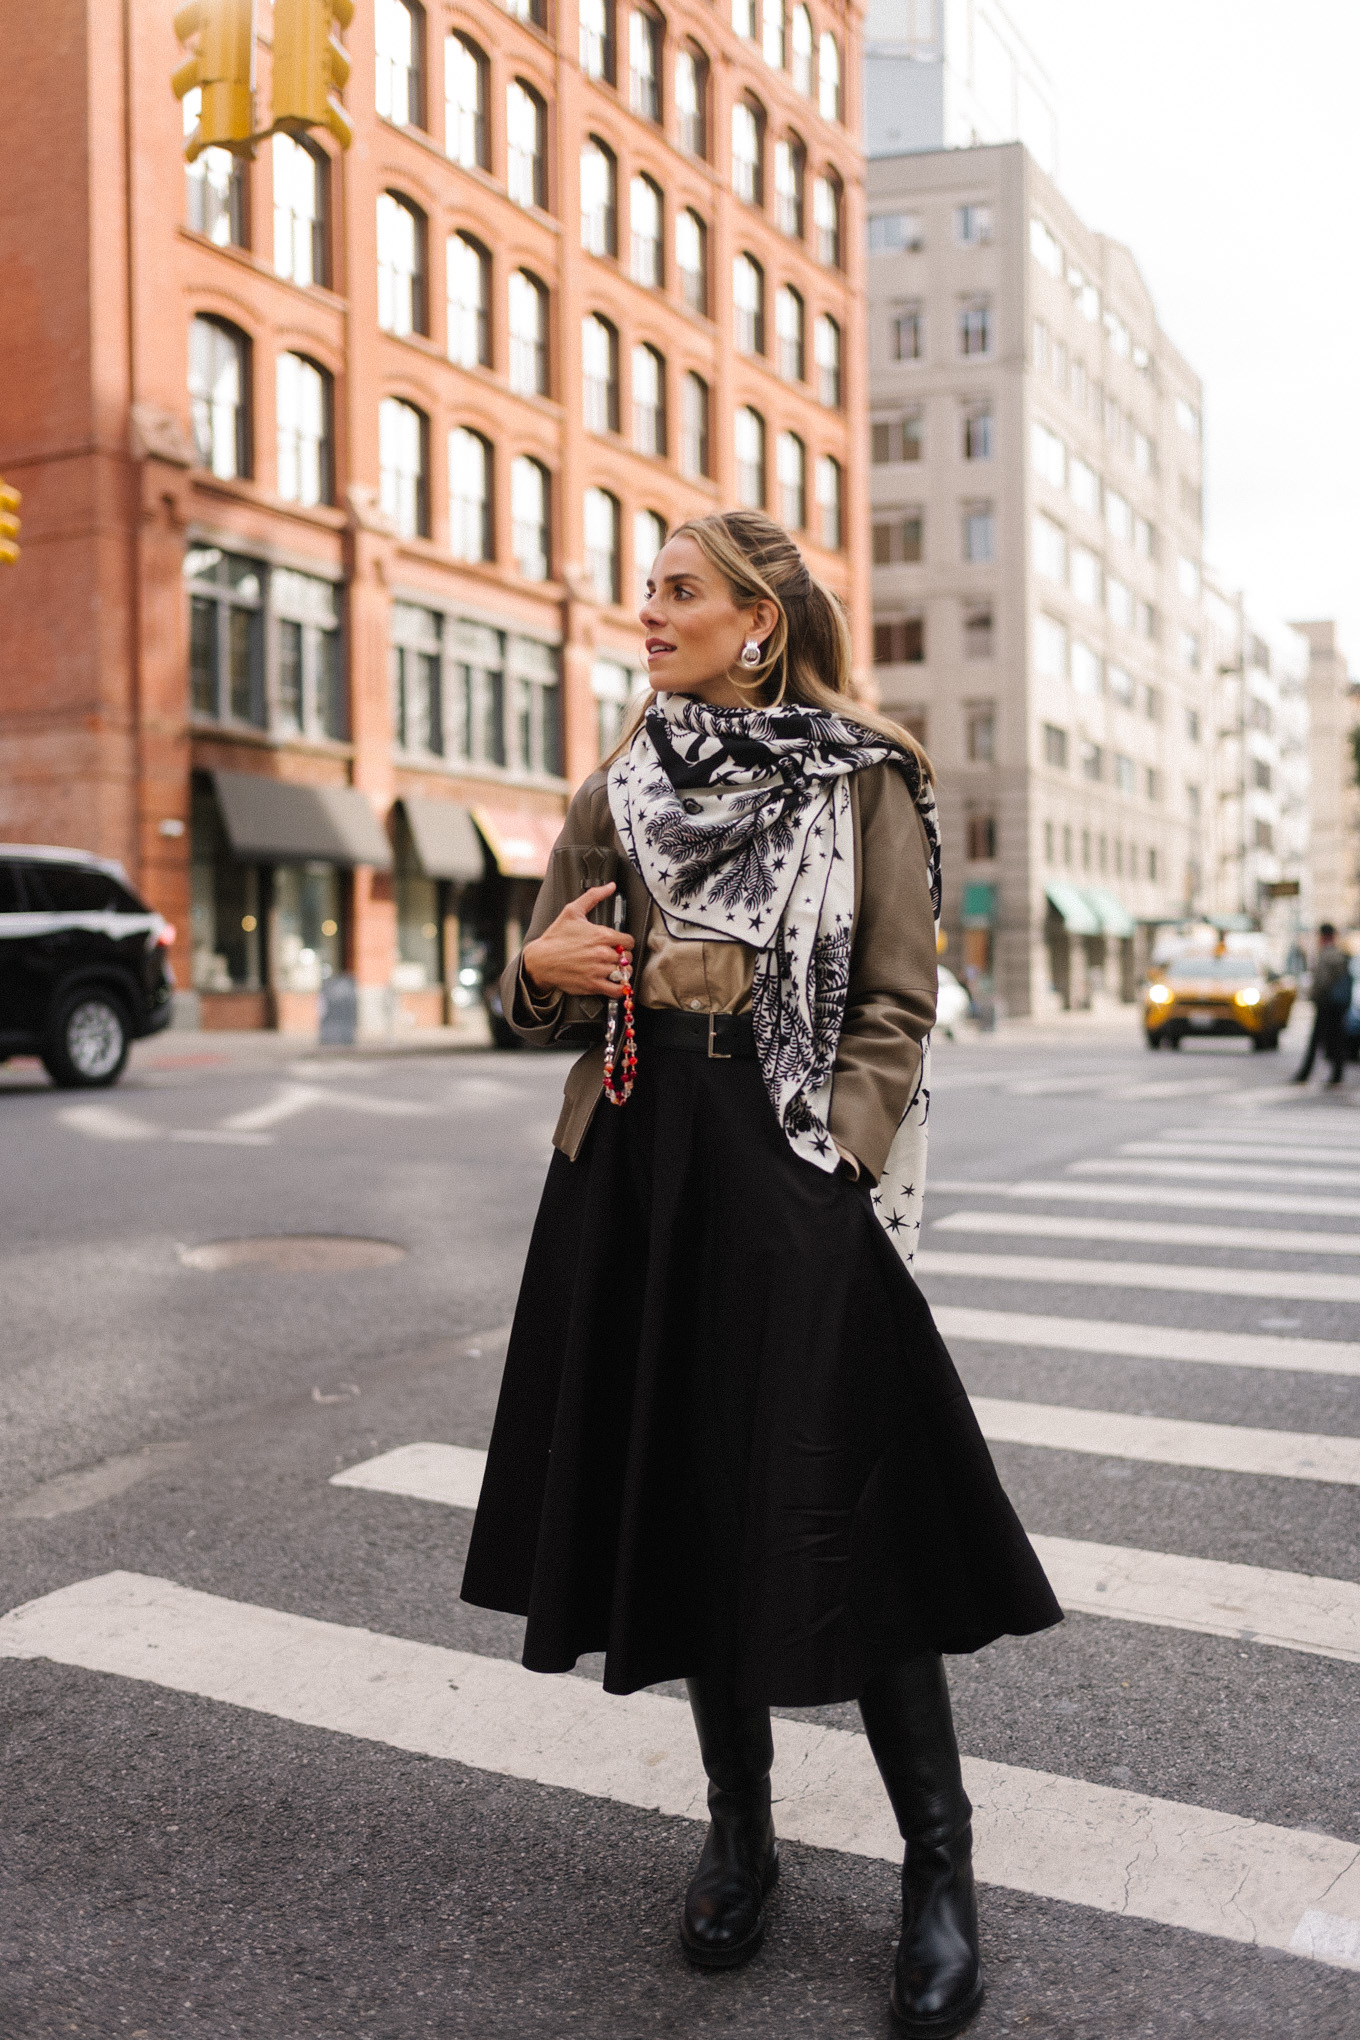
[739,639,763,668]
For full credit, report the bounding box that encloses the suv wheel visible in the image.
[42,989,132,1088]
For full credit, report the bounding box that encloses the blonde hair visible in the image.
[612,511,933,776]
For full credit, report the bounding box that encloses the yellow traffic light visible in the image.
[173,0,257,160]
[0,480,20,566]
[272,0,355,150]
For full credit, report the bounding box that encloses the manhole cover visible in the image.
[180,1236,407,1272]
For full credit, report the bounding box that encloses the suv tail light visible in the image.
[155,922,176,947]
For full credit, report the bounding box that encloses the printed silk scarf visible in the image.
[607,694,943,1266]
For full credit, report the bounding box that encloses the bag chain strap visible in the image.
[602,946,636,1105]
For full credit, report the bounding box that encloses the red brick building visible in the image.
[0,0,867,1032]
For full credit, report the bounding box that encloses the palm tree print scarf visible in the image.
[607,693,943,1265]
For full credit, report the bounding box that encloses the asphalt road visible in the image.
[2,1012,1358,2039]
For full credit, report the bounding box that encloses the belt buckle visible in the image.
[707,1013,732,1060]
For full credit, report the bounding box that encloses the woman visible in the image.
[462,512,1060,2036]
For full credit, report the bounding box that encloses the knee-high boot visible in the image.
[860,1652,983,2037]
[679,1675,779,1968]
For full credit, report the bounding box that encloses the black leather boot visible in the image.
[679,1675,779,1968]
[860,1653,983,2037]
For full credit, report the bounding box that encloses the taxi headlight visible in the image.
[1233,986,1262,1006]
[1147,983,1173,1004]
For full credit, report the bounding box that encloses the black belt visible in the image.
[635,1008,757,1059]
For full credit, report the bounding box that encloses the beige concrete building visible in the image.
[865,140,1213,1013]
[1293,621,1359,933]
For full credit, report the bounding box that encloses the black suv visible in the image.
[0,846,174,1086]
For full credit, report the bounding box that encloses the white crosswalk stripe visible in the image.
[1125,1139,1360,1165]
[932,1208,1360,1258]
[915,1248,1360,1305]
[968,1398,1360,1485]
[3,1572,1358,1972]
[1071,1156,1360,1189]
[929,1177,1360,1219]
[928,1304,1360,1377]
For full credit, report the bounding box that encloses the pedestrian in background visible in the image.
[461,511,1060,2038]
[1291,923,1353,1088]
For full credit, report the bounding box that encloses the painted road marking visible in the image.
[928,1304,1360,1379]
[1131,1139,1360,1165]
[927,1178,1360,1221]
[932,1209,1360,1258]
[331,1441,487,1509]
[56,1104,274,1147]
[914,1248,1360,1306]
[3,1573,1358,1970]
[1070,1157,1360,1191]
[969,1398,1360,1486]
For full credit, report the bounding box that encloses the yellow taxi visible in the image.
[1144,955,1295,1052]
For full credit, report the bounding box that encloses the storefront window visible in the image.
[190,779,263,992]
[391,602,444,754]
[449,619,505,767]
[272,863,343,992]
[273,568,345,737]
[186,547,265,726]
[510,635,562,777]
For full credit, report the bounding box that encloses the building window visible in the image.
[872,413,923,463]
[447,618,503,765]
[579,0,616,83]
[1114,753,1136,796]
[1043,722,1068,768]
[593,657,633,757]
[447,234,491,369]
[956,203,992,244]
[189,316,250,478]
[966,813,997,859]
[891,304,923,361]
[632,344,666,455]
[390,603,444,755]
[681,372,710,477]
[376,0,424,127]
[815,454,842,549]
[1080,740,1103,783]
[634,508,666,605]
[1186,706,1201,743]
[1180,628,1201,670]
[1044,820,1055,863]
[791,4,814,93]
[508,270,549,394]
[186,547,265,726]
[379,396,428,538]
[963,504,995,562]
[733,0,756,36]
[964,606,993,659]
[814,314,841,407]
[963,407,992,460]
[813,172,841,266]
[1034,612,1068,678]
[1254,819,1275,851]
[817,32,841,120]
[1178,553,1201,599]
[869,211,923,253]
[675,43,708,155]
[959,299,991,356]
[763,0,786,68]
[1107,576,1134,630]
[1032,420,1066,487]
[873,513,923,565]
[377,192,427,335]
[873,618,924,665]
[507,81,547,209]
[272,133,324,284]
[511,636,562,777]
[773,135,805,238]
[446,33,489,167]
[184,89,247,247]
[1107,663,1134,704]
[276,353,332,507]
[630,174,663,286]
[449,427,493,561]
[581,137,618,255]
[1070,545,1100,604]
[775,284,804,380]
[676,208,708,313]
[1071,640,1101,696]
[583,314,620,432]
[733,253,765,354]
[629,9,662,120]
[511,457,551,580]
[1105,486,1132,542]
[776,431,805,528]
[732,99,764,206]
[966,705,995,761]
[1069,455,1099,512]
[734,406,765,508]
[584,487,622,604]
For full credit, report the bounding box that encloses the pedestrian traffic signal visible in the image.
[272,0,355,150]
[173,0,257,161]
[0,480,20,566]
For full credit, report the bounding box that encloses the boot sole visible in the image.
[890,1974,985,2037]
[679,1850,779,1970]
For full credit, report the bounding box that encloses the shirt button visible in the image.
[688,998,703,1011]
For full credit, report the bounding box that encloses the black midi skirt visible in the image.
[460,1041,1062,1707]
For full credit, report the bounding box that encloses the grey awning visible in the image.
[398,796,485,883]
[211,771,392,869]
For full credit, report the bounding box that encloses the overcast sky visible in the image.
[1008,0,1360,664]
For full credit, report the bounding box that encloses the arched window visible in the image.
[449,427,493,561]
[447,233,491,368]
[813,170,842,267]
[816,453,842,549]
[630,175,663,286]
[774,133,805,237]
[582,314,620,432]
[511,457,551,579]
[777,431,805,529]
[579,0,616,82]
[379,396,429,537]
[376,0,425,127]
[763,0,786,68]
[676,208,708,315]
[681,372,710,478]
[731,97,764,206]
[818,31,841,121]
[189,316,250,478]
[632,343,666,455]
[183,89,247,247]
[277,353,332,506]
[675,43,708,157]
[733,253,765,355]
[506,80,547,209]
[775,284,804,380]
[735,407,765,508]
[445,33,488,168]
[508,270,550,394]
[815,314,841,407]
[790,5,813,94]
[273,133,326,285]
[634,508,666,604]
[584,487,621,604]
[629,8,662,121]
[377,191,427,335]
[581,137,618,256]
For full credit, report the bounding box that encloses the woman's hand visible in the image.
[522,884,635,999]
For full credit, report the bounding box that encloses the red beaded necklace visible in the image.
[602,945,636,1105]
